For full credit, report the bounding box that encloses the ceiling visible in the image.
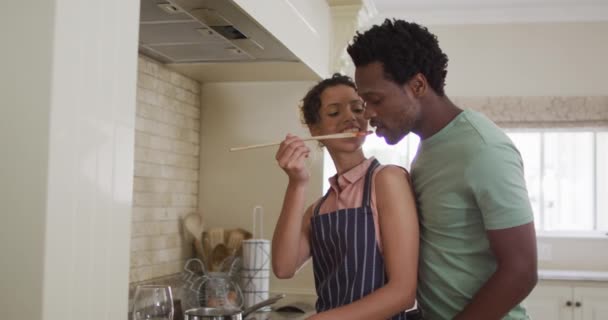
[369,0,608,24]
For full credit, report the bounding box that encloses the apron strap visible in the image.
[313,158,381,216]
[313,188,332,216]
[361,158,380,207]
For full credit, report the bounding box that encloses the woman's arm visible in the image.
[272,134,314,278]
[309,166,419,320]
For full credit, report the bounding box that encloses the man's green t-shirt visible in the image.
[411,110,534,320]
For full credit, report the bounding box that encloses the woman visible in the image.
[271,74,419,319]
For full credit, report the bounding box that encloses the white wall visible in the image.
[0,1,139,319]
[199,81,320,294]
[428,22,608,96]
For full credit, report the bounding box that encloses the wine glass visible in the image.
[132,285,174,320]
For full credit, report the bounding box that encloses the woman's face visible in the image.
[355,62,422,145]
[309,84,368,151]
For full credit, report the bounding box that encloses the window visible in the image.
[507,130,607,233]
[322,129,607,234]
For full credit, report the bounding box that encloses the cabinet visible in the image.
[523,282,608,320]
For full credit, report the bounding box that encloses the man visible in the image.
[347,19,538,320]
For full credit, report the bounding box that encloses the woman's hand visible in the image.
[275,134,311,183]
[272,134,313,279]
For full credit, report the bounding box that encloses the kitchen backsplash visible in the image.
[130,55,201,283]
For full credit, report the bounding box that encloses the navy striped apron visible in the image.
[310,159,407,320]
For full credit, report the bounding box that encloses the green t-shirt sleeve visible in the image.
[466,143,534,230]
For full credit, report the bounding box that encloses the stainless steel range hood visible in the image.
[139,0,300,63]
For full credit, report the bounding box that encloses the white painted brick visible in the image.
[129,267,140,283]
[187,80,199,95]
[167,260,184,275]
[151,208,179,220]
[158,221,180,235]
[162,166,199,181]
[134,178,198,194]
[173,141,199,156]
[134,193,170,207]
[134,131,151,148]
[166,151,199,169]
[176,101,200,119]
[187,118,200,132]
[135,147,199,169]
[131,209,146,222]
[134,162,160,178]
[137,73,157,91]
[132,221,163,236]
[132,207,164,222]
[135,160,199,180]
[138,57,158,76]
[137,88,159,106]
[166,208,196,220]
[169,71,183,88]
[148,135,173,152]
[134,147,162,165]
[178,129,200,145]
[169,71,200,94]
[132,207,187,221]
[133,55,201,283]
[151,263,176,279]
[166,194,197,207]
[156,67,172,82]
[136,118,199,144]
[152,248,172,264]
[135,102,152,118]
[130,250,154,267]
[157,80,177,99]
[130,265,154,283]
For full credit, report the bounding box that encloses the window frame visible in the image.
[505,128,607,238]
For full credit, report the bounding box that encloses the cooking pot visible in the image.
[184,294,284,320]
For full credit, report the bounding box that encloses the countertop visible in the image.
[244,293,316,320]
[538,269,608,282]
[245,310,316,320]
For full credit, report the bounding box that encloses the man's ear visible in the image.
[409,73,428,97]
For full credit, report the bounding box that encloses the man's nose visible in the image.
[363,105,375,120]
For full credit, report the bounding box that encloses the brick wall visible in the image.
[130,56,200,282]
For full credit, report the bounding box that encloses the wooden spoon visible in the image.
[226,228,252,256]
[208,228,225,249]
[184,213,206,262]
[210,243,230,272]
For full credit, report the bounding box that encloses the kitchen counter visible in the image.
[245,310,316,320]
[244,293,316,320]
[538,269,608,282]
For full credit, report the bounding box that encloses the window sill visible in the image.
[536,231,608,239]
[539,269,608,282]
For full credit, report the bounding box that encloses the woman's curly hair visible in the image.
[347,19,449,95]
[300,73,357,126]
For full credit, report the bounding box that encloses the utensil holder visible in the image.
[240,205,271,311]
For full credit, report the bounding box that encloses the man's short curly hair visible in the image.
[347,19,449,96]
[300,73,357,126]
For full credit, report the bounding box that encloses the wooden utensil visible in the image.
[208,228,225,249]
[184,213,206,262]
[210,243,230,272]
[226,229,245,256]
[229,130,372,152]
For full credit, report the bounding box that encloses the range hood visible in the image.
[139,0,300,63]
